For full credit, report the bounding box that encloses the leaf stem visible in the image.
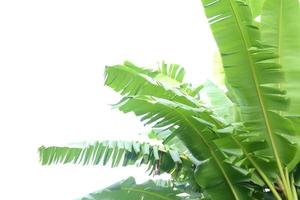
[291,174,298,200]
[284,168,294,200]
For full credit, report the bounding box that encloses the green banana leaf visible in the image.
[200,0,298,180]
[39,140,195,176]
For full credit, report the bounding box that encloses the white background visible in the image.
[0,0,217,199]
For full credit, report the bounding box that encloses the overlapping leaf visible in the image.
[201,0,298,187]
[104,66,252,199]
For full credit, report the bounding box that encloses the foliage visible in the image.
[39,0,300,199]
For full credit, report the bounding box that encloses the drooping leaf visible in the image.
[39,140,190,176]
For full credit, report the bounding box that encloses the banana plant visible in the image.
[39,0,300,199]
